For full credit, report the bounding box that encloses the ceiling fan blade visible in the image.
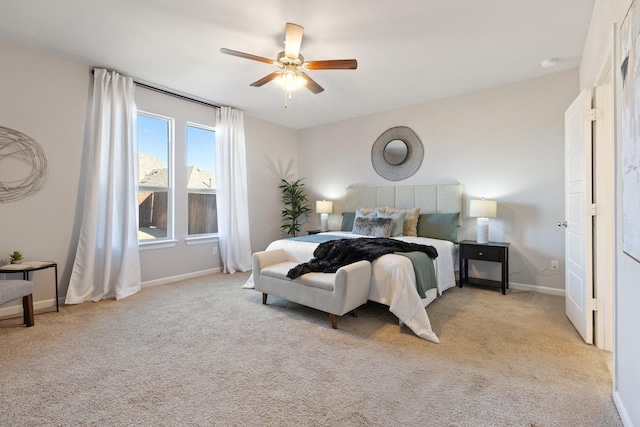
[250,71,280,87]
[284,23,304,59]
[300,72,324,94]
[305,59,358,70]
[220,48,275,65]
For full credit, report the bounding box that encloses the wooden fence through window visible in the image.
[138,191,218,234]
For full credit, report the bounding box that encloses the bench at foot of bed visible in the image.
[252,249,371,329]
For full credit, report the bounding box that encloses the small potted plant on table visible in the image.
[9,251,23,264]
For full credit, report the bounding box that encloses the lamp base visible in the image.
[476,217,489,244]
[320,213,328,232]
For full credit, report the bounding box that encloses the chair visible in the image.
[0,280,35,327]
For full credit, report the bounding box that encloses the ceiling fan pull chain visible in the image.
[284,90,288,108]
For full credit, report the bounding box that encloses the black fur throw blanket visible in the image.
[287,237,438,279]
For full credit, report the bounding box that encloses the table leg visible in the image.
[54,264,59,312]
[501,253,508,295]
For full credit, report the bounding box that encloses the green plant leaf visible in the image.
[280,178,311,236]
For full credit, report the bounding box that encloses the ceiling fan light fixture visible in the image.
[275,68,306,92]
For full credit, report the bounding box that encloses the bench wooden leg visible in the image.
[262,293,268,304]
[329,314,338,329]
[23,294,34,327]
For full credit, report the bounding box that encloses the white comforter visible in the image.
[244,232,457,343]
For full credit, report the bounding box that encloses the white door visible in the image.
[564,89,594,344]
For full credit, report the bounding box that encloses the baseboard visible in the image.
[0,297,60,317]
[509,281,566,296]
[141,268,221,288]
[613,390,633,427]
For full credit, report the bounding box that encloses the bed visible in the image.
[245,184,463,343]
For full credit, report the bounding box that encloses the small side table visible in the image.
[0,261,59,312]
[308,230,337,235]
[458,241,510,295]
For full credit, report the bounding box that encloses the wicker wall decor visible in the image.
[371,126,423,181]
[0,126,48,203]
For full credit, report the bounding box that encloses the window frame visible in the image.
[185,121,218,238]
[137,111,176,247]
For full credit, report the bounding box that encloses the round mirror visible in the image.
[383,139,408,165]
[371,126,423,181]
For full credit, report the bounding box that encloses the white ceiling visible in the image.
[0,0,594,130]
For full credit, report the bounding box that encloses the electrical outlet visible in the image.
[550,260,559,271]
[212,246,218,255]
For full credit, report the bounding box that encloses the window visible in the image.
[137,113,173,241]
[186,124,217,235]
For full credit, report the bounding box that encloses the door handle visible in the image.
[558,221,567,227]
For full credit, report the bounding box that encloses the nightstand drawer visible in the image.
[460,244,502,261]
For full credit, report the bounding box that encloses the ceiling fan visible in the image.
[220,23,358,97]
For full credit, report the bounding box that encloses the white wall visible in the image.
[298,69,579,293]
[244,116,299,253]
[582,1,640,425]
[0,39,89,311]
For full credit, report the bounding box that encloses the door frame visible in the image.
[592,27,616,352]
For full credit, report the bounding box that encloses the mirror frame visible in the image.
[371,126,424,181]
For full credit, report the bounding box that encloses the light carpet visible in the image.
[0,272,621,426]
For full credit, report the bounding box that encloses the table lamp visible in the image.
[469,199,497,244]
[316,200,333,231]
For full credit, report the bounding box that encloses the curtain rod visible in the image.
[134,81,220,109]
[91,68,221,109]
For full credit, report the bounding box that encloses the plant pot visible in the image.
[10,260,22,264]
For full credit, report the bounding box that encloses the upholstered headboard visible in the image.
[345,184,463,217]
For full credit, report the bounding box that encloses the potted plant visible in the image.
[9,251,23,264]
[279,178,312,237]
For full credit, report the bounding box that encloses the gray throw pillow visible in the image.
[352,217,394,238]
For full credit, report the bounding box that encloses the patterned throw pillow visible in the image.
[379,207,421,236]
[352,217,394,238]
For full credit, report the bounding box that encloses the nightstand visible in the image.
[458,240,510,295]
[307,230,322,235]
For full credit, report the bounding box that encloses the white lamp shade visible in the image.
[469,199,497,244]
[469,199,497,218]
[316,200,333,214]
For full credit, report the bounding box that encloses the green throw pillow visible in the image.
[340,212,356,231]
[417,212,460,243]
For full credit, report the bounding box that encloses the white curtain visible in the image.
[66,69,141,304]
[216,107,252,273]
